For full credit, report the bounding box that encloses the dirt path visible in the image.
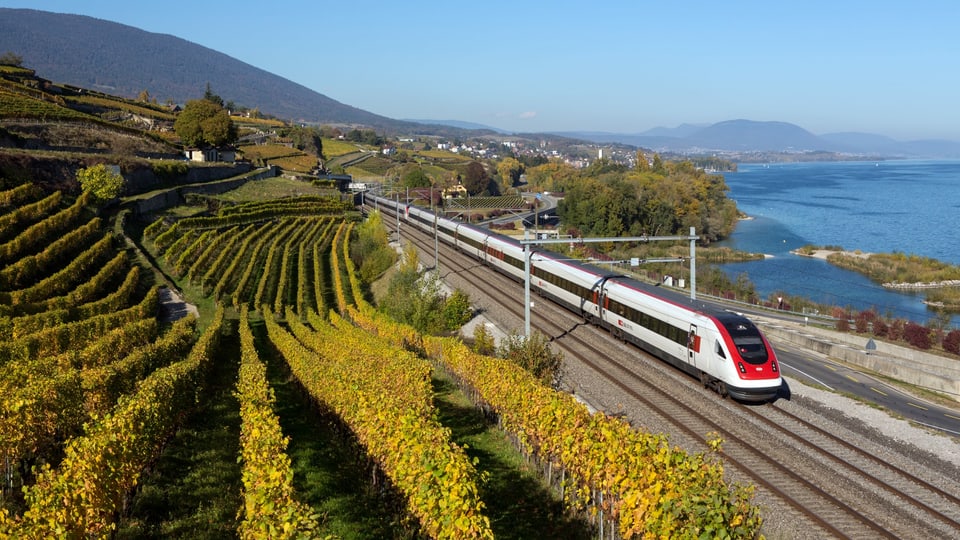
[158,286,199,322]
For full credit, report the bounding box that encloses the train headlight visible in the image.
[737,362,746,374]
[771,361,778,373]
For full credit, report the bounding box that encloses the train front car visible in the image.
[709,312,782,402]
[599,277,781,403]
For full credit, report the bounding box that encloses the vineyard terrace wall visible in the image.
[129,166,277,216]
[0,152,251,197]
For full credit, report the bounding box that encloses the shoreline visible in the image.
[792,248,960,292]
[792,248,872,261]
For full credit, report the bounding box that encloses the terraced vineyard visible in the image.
[0,181,221,536]
[0,183,762,538]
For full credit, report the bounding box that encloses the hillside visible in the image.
[0,8,435,133]
[0,63,265,194]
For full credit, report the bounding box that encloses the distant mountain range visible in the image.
[3,8,959,158]
[552,120,960,158]
[404,119,509,134]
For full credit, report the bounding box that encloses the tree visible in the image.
[636,150,651,172]
[496,157,522,195]
[203,82,224,107]
[463,161,489,195]
[137,89,151,103]
[286,126,323,157]
[652,153,665,174]
[174,99,237,148]
[401,166,431,189]
[77,164,124,202]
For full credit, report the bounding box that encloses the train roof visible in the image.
[376,195,753,326]
[532,247,624,280]
[602,273,745,322]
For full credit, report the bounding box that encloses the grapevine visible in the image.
[1,305,224,538]
[264,307,493,539]
[236,306,319,538]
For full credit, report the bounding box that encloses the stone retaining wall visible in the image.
[129,166,277,216]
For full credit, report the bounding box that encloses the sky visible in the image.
[3,0,960,141]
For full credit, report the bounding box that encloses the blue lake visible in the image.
[714,159,960,326]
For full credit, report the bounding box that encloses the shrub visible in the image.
[441,290,473,331]
[497,332,563,388]
[351,210,395,282]
[888,319,905,341]
[835,316,850,333]
[151,160,189,179]
[472,323,496,356]
[872,318,889,337]
[903,322,932,349]
[77,164,124,201]
[943,329,960,355]
[854,310,877,334]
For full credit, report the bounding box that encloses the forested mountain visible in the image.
[0,8,425,132]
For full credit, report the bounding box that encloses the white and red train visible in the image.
[368,194,782,402]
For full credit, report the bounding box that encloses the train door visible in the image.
[687,324,701,369]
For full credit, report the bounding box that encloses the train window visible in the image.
[715,341,726,358]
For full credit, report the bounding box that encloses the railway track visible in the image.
[375,205,960,539]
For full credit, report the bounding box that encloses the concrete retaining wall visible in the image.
[759,321,960,401]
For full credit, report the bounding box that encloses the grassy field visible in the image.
[231,116,287,128]
[322,138,366,157]
[212,176,338,202]
[413,149,472,163]
[0,89,98,121]
[238,144,318,173]
[65,95,176,120]
[269,154,317,172]
[237,143,304,160]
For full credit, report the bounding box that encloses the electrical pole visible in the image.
[431,186,439,271]
[524,229,532,338]
[689,226,697,301]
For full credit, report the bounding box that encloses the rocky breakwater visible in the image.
[882,279,960,289]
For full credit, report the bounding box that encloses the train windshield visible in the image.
[720,318,769,364]
[733,336,768,363]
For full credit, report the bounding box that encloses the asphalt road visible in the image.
[770,336,960,437]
